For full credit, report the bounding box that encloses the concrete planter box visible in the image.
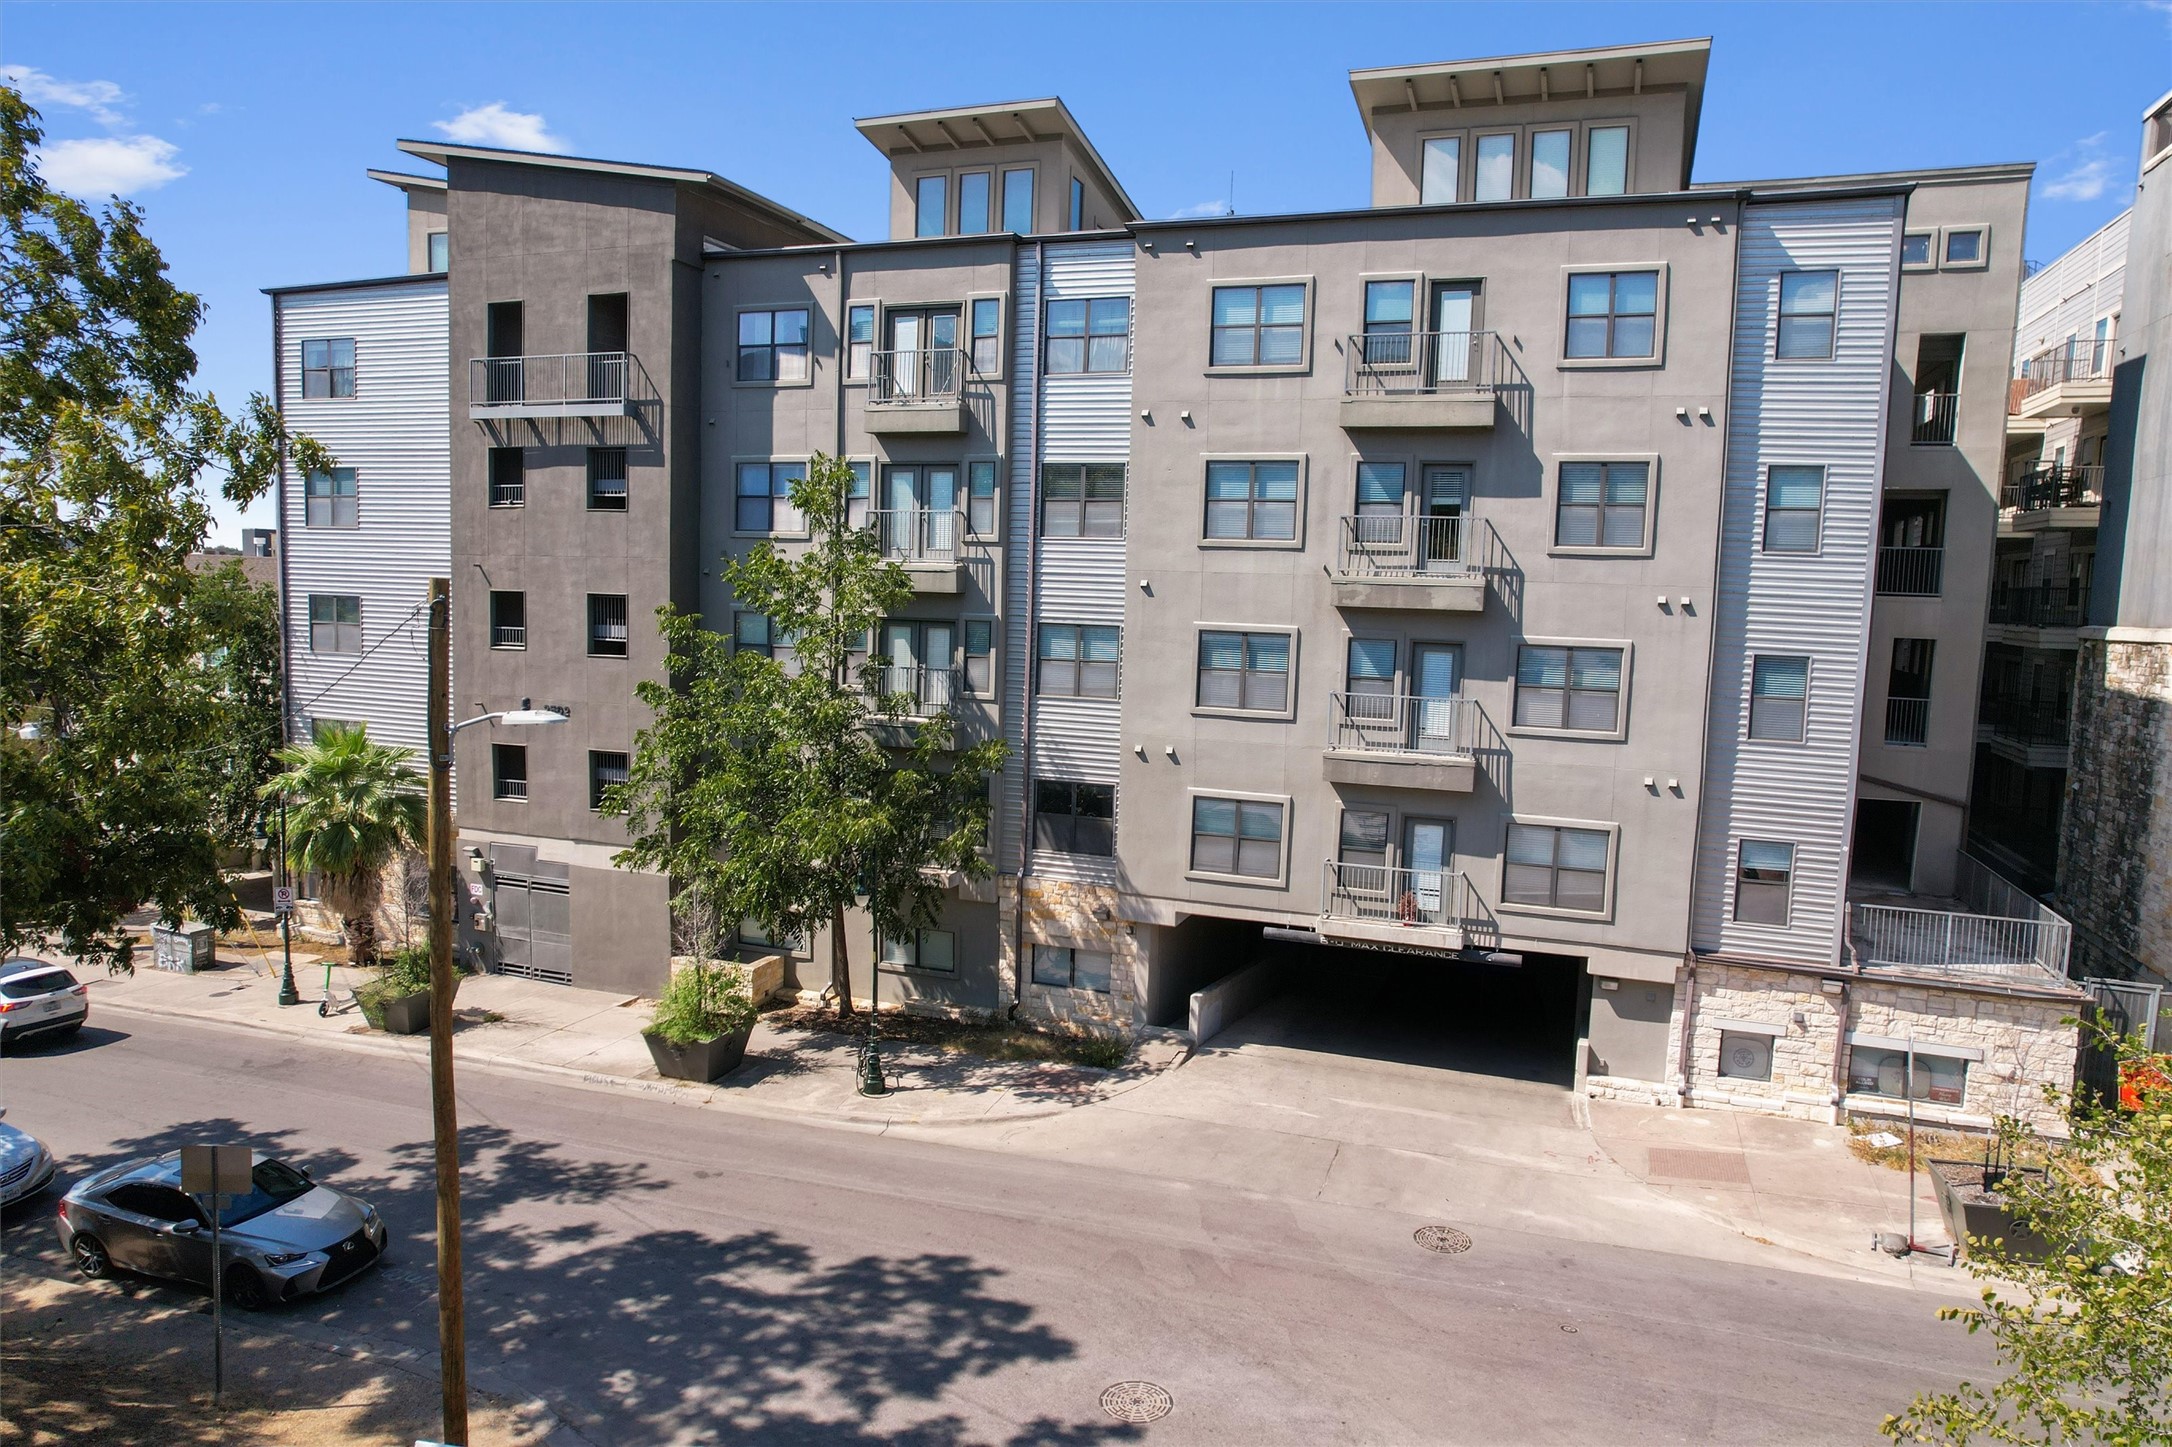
[360,978,454,1035]
[1930,1160,2053,1260]
[645,1027,752,1083]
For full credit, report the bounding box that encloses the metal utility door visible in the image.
[1430,283,1480,382]
[1419,464,1468,570]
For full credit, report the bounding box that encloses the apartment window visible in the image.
[1530,129,1572,199]
[1068,176,1085,231]
[1361,281,1416,367]
[1943,228,1985,266]
[1339,809,1391,871]
[1474,133,1515,201]
[301,337,355,398]
[963,619,994,696]
[1849,1046,1966,1105]
[485,447,523,508]
[1037,624,1119,698]
[845,304,875,380]
[492,743,528,802]
[1204,460,1299,541]
[1040,463,1124,537]
[1718,1030,1774,1082]
[1420,136,1461,204]
[1345,639,1395,702]
[587,594,629,658]
[1196,631,1290,712]
[1190,797,1283,879]
[1900,233,1934,269]
[734,612,773,659]
[1734,840,1794,925]
[1565,271,1658,359]
[966,460,998,538]
[1554,461,1648,548]
[304,468,358,528]
[1503,823,1611,912]
[882,928,957,973]
[915,174,947,238]
[1886,639,1934,746]
[426,231,449,272]
[957,170,991,233]
[1585,127,1629,196]
[845,460,872,530]
[1047,297,1130,374]
[1762,466,1825,552]
[1210,284,1307,367]
[735,461,806,534]
[1749,656,1809,742]
[307,594,362,654]
[737,308,810,383]
[970,297,1003,374]
[588,751,628,812]
[489,591,526,650]
[1030,944,1111,992]
[1034,779,1114,856]
[1777,271,1839,360]
[1514,645,1622,732]
[587,448,627,510]
[1001,167,1034,232]
[1355,461,1405,519]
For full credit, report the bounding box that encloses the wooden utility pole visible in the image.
[425,576,469,1445]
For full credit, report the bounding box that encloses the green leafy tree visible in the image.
[610,453,1005,1018]
[0,85,329,970]
[1883,1038,2172,1445]
[261,725,425,968]
[192,560,285,848]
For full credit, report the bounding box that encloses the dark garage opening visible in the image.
[1852,798,1920,892]
[1215,929,1586,1088]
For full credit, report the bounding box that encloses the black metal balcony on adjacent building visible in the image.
[1977,694,2070,748]
[1986,582,2089,629]
[2001,464,2104,512]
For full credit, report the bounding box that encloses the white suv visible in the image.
[0,959,89,1047]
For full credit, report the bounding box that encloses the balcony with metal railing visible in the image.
[1320,861,1472,953]
[1976,694,2071,767]
[2014,339,2114,418]
[1875,546,1944,596]
[1848,852,2073,984]
[1329,514,1488,612]
[866,348,973,434]
[868,508,965,593]
[1909,390,1959,445]
[1341,331,1508,430]
[468,352,635,420]
[1883,696,1929,747]
[2002,464,2104,514]
[1323,693,1476,792]
[1986,582,2088,631]
[868,664,962,718]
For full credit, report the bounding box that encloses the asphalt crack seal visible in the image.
[1413,1225,1473,1255]
[1100,1381,1173,1424]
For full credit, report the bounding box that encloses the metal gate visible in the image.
[2079,977,2165,1100]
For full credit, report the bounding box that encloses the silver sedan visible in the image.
[55,1152,389,1309]
[0,1117,57,1208]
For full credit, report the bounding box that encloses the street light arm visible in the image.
[448,711,507,737]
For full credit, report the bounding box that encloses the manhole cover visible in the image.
[1414,1225,1472,1255]
[1100,1381,1173,1424]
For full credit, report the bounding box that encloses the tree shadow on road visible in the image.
[5,1114,1138,1445]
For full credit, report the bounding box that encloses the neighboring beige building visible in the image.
[278,38,2116,1132]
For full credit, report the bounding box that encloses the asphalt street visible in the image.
[2,1013,1992,1445]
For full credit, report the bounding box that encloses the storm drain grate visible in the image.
[1100,1381,1173,1424]
[1414,1225,1473,1255]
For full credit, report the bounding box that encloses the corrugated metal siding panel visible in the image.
[1042,242,1136,300]
[1030,850,1120,885]
[1033,539,1128,616]
[2016,211,2129,360]
[276,281,449,767]
[1028,697,1122,780]
[999,249,1042,872]
[1041,375,1132,460]
[1692,196,1903,966]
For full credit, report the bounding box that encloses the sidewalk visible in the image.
[70,949,1185,1128]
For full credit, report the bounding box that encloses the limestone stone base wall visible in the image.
[1665,958,2081,1136]
[2062,638,2172,978]
[998,876,1146,1035]
[290,849,429,958]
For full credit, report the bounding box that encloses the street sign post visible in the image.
[181,1144,252,1405]
[272,886,294,914]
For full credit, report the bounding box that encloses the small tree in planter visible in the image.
[645,903,760,1082]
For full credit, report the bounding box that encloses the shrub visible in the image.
[1068,1031,1131,1070]
[647,960,758,1046]
[379,944,434,996]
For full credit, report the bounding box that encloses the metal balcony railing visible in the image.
[1977,695,2071,747]
[869,347,969,405]
[1333,514,1478,578]
[869,664,960,716]
[1327,692,1471,757]
[2018,338,2112,400]
[1852,855,2070,980]
[1875,546,1943,596]
[1884,696,1929,746]
[868,508,959,564]
[1345,330,1506,396]
[490,625,526,649]
[1322,861,1469,932]
[1987,582,2089,628]
[469,352,633,415]
[1910,390,1959,445]
[2003,465,2105,512]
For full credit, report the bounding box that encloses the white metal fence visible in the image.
[1327,693,1470,757]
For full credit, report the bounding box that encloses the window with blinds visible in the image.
[1514,645,1622,732]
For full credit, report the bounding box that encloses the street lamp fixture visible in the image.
[424,581,565,1447]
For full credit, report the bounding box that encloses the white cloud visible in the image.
[433,102,565,152]
[1166,198,1233,219]
[2,64,127,126]
[33,134,186,197]
[2042,131,2131,204]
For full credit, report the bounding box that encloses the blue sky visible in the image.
[7,2,2167,543]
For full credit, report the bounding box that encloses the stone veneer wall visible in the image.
[997,876,1147,1034]
[1671,959,2080,1136]
[2061,639,2171,977]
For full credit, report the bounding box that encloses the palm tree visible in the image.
[262,724,425,967]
